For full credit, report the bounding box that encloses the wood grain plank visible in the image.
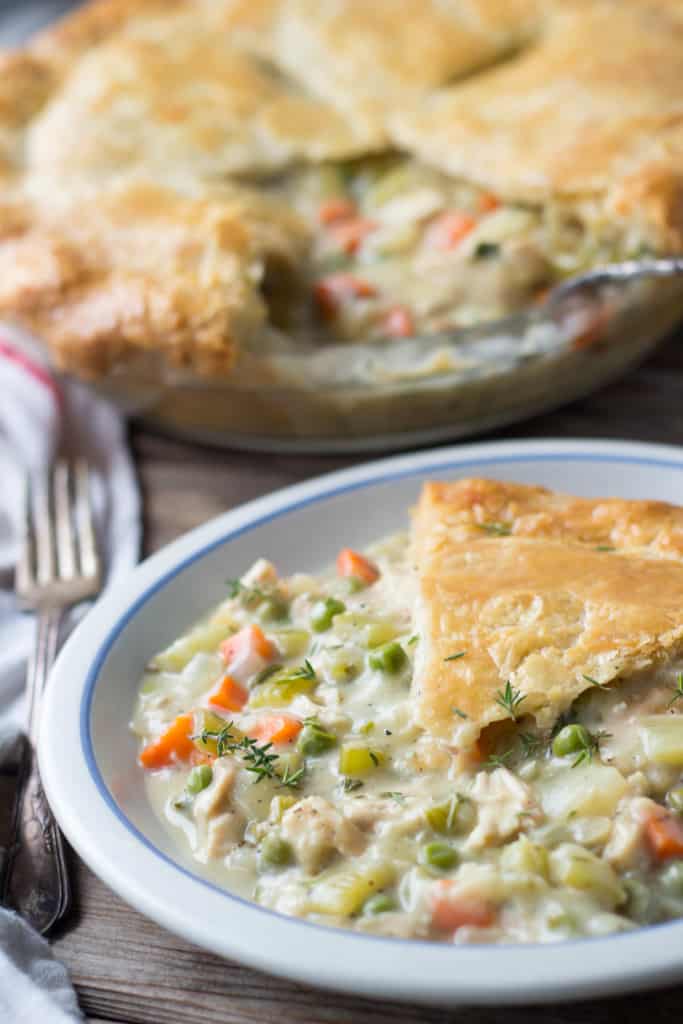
[53,328,683,1022]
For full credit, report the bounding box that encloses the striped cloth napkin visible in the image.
[0,326,141,1021]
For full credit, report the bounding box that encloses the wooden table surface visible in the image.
[44,328,683,1023]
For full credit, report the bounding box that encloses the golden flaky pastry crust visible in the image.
[391,0,683,249]
[412,479,683,744]
[0,180,309,377]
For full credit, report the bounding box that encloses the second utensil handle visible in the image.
[3,608,71,933]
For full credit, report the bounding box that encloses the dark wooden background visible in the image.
[45,329,683,1023]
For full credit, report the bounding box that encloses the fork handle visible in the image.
[3,608,71,933]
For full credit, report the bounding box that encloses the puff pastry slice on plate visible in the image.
[391,0,683,250]
[412,478,683,744]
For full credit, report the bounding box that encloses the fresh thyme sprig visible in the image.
[571,728,611,768]
[484,749,515,770]
[583,673,609,690]
[668,672,683,708]
[495,681,526,721]
[288,659,317,681]
[477,522,512,537]
[197,723,302,787]
[519,732,543,758]
[444,651,466,662]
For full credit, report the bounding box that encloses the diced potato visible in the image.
[269,794,297,823]
[332,612,400,650]
[365,622,401,649]
[549,844,625,910]
[339,746,386,776]
[640,716,683,766]
[152,621,232,672]
[537,762,627,819]
[308,862,395,916]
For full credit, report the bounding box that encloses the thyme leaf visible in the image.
[583,673,609,690]
[452,707,469,720]
[495,681,526,721]
[477,522,512,537]
[288,659,317,681]
[668,672,683,708]
[571,728,611,768]
[444,651,466,662]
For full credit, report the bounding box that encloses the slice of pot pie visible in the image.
[412,479,683,745]
[0,0,682,378]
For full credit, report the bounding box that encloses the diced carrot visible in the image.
[139,713,195,771]
[318,197,357,225]
[220,625,276,665]
[381,305,415,339]
[645,812,683,861]
[328,216,378,254]
[430,881,496,934]
[209,674,249,713]
[248,714,303,746]
[424,210,477,251]
[336,548,380,585]
[478,192,501,214]
[314,274,378,320]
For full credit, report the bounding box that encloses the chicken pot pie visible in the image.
[133,480,683,943]
[0,0,682,378]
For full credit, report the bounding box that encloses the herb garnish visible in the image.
[583,673,609,690]
[253,663,284,686]
[196,722,302,787]
[595,545,616,552]
[495,681,526,721]
[343,778,364,793]
[571,728,611,768]
[473,241,500,261]
[452,707,469,720]
[380,791,406,804]
[519,732,544,758]
[407,635,419,647]
[668,672,683,708]
[444,651,466,662]
[289,659,317,681]
[484,749,515,770]
[478,522,512,537]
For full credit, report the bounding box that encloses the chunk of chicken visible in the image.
[466,768,542,850]
[193,759,245,862]
[281,796,366,874]
[604,796,660,871]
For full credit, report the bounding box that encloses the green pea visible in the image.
[363,893,397,915]
[298,720,337,756]
[186,764,213,794]
[258,596,289,622]
[659,860,683,898]
[666,787,683,814]
[311,597,346,633]
[552,724,591,758]
[368,642,407,675]
[259,833,293,868]
[420,842,459,872]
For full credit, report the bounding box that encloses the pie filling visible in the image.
[251,154,653,345]
[133,534,683,944]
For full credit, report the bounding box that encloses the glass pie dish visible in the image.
[87,274,683,454]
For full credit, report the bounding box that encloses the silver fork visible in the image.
[2,459,101,934]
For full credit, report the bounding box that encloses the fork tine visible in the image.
[15,472,35,594]
[54,460,77,581]
[33,470,56,586]
[74,459,99,581]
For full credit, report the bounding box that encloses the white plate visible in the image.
[40,438,683,1007]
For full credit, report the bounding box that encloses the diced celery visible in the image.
[339,746,386,776]
[325,649,363,683]
[249,672,317,708]
[186,764,213,794]
[298,721,337,756]
[271,629,311,658]
[425,794,474,836]
[308,862,395,916]
[365,622,401,649]
[640,716,683,766]
[269,794,297,822]
[549,844,625,909]
[192,710,242,757]
[500,836,549,879]
[537,762,627,819]
[152,621,232,672]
